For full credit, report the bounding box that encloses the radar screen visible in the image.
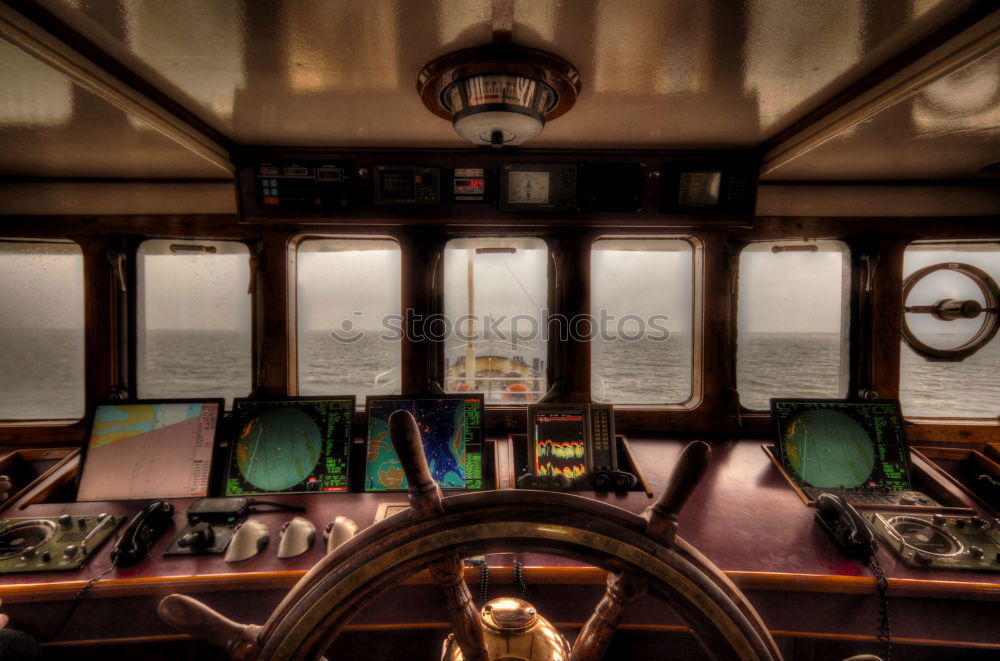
[224,397,354,496]
[77,399,222,501]
[365,395,484,492]
[771,399,913,492]
[529,407,589,479]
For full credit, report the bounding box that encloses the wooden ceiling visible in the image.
[0,0,997,182]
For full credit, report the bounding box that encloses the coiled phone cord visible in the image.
[469,557,528,605]
[868,554,892,661]
[44,563,116,640]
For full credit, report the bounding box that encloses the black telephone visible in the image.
[814,492,877,559]
[110,500,174,568]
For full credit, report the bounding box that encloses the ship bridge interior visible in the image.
[0,1,999,660]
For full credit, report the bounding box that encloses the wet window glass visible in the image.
[296,238,401,402]
[0,240,84,421]
[900,241,1000,418]
[592,238,695,404]
[444,238,548,405]
[138,239,251,406]
[737,241,850,410]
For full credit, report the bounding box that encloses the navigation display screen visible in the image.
[530,407,589,479]
[771,399,913,491]
[365,395,484,492]
[224,397,354,496]
[77,400,222,501]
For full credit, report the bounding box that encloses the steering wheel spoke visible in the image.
[157,421,782,661]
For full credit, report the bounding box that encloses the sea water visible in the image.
[1,329,997,420]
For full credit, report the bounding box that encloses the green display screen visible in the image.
[224,397,354,496]
[771,399,912,491]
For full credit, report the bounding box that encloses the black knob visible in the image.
[932,514,946,526]
[58,514,72,528]
[63,544,78,558]
[971,517,987,528]
[179,521,214,549]
[40,551,51,562]
[968,546,984,559]
[78,518,88,529]
[20,546,37,559]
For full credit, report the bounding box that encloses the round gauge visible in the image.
[0,520,56,559]
[782,409,875,488]
[235,408,322,492]
[886,516,962,556]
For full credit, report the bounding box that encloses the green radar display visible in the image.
[225,397,354,496]
[781,409,873,488]
[771,399,914,492]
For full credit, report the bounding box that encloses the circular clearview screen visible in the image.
[887,517,962,556]
[782,409,875,488]
[235,408,322,492]
[0,521,55,559]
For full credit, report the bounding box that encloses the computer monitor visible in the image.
[770,399,914,491]
[76,399,223,501]
[365,394,484,492]
[223,397,354,496]
[528,405,590,480]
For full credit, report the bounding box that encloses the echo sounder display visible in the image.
[77,400,222,501]
[771,399,912,491]
[224,397,354,496]
[365,395,484,491]
[531,409,588,479]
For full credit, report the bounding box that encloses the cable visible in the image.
[468,558,489,605]
[44,564,116,641]
[513,558,527,597]
[868,554,892,661]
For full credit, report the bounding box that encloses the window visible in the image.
[900,241,1000,418]
[138,239,251,406]
[444,238,548,405]
[296,238,400,401]
[0,240,84,421]
[737,240,850,410]
[592,238,696,404]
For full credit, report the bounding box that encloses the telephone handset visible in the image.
[814,492,877,560]
[110,500,174,568]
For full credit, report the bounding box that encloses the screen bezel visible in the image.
[769,398,914,491]
[526,403,593,479]
[76,398,225,502]
[363,393,486,492]
[223,395,356,497]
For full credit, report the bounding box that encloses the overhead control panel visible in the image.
[236,150,757,223]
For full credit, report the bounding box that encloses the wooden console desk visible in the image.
[0,439,997,655]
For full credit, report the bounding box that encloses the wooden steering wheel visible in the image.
[158,412,782,661]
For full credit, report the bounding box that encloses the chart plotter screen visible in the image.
[77,400,222,501]
[365,395,484,491]
[771,399,913,491]
[224,397,354,496]
[530,408,589,479]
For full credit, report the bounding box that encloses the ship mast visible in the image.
[465,248,476,390]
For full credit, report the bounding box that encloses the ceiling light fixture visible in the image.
[417,45,581,148]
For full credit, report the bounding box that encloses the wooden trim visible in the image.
[0,448,76,514]
[3,564,997,604]
[39,627,1000,651]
